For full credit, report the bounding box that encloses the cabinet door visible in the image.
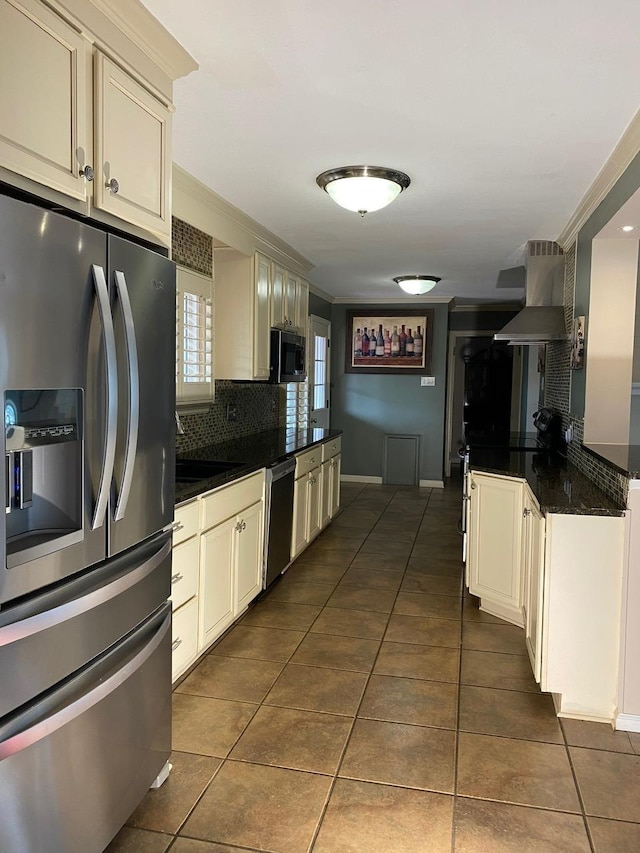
[253,252,271,379]
[94,53,171,239]
[523,497,545,682]
[320,461,331,529]
[170,535,199,610]
[235,500,264,614]
[468,473,524,626]
[295,278,309,333]
[0,0,90,200]
[284,271,298,328]
[291,475,308,558]
[172,596,198,682]
[200,518,235,649]
[270,262,286,328]
[329,455,341,518]
[307,466,322,542]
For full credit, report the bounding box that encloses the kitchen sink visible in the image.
[175,459,244,483]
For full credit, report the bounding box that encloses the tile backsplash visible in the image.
[544,243,630,506]
[172,216,280,452]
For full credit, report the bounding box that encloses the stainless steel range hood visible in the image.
[494,241,569,345]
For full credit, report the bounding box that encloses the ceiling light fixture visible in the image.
[619,225,636,232]
[393,275,441,296]
[316,165,411,216]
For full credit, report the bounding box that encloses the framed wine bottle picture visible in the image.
[345,309,434,374]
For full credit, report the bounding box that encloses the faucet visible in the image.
[175,410,185,435]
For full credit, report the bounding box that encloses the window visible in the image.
[176,266,213,406]
[309,315,331,428]
[284,380,309,436]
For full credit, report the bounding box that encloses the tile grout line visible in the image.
[560,719,596,853]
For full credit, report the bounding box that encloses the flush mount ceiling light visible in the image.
[619,225,636,232]
[316,165,411,216]
[393,275,441,295]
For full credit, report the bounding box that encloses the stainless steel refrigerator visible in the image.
[0,193,176,853]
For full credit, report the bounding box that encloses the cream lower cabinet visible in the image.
[291,444,325,557]
[467,471,525,626]
[171,500,200,682]
[522,489,545,682]
[171,470,265,682]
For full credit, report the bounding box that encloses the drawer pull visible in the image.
[171,572,184,584]
[171,521,184,533]
[171,638,182,652]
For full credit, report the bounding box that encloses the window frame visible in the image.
[176,265,214,408]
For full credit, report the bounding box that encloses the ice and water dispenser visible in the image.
[4,389,83,568]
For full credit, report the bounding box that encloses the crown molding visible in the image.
[308,283,335,303]
[332,296,452,305]
[557,107,640,250]
[86,0,197,80]
[173,165,314,275]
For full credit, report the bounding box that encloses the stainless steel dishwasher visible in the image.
[263,458,296,589]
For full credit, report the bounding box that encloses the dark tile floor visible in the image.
[107,480,640,853]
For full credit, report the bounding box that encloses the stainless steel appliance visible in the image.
[0,193,176,853]
[270,329,306,383]
[263,457,296,588]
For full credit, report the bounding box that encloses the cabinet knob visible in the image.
[106,177,120,194]
[171,638,182,652]
[171,572,184,584]
[523,508,531,518]
[470,481,476,489]
[80,165,94,181]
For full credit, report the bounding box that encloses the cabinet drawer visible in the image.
[172,596,198,682]
[170,536,199,610]
[322,437,341,462]
[295,446,322,478]
[174,500,199,545]
[202,470,265,531]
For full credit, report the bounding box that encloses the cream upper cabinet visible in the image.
[0,0,195,245]
[284,270,298,329]
[467,471,525,627]
[270,262,286,329]
[214,250,272,381]
[94,53,172,239]
[0,0,90,201]
[296,278,309,333]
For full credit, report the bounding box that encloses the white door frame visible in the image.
[309,314,331,428]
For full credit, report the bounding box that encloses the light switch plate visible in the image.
[421,376,435,386]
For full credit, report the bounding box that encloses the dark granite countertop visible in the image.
[468,448,625,516]
[175,428,342,505]
[582,443,640,478]
[466,431,540,450]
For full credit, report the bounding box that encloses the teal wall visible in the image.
[330,302,449,483]
[571,148,640,416]
[309,291,332,321]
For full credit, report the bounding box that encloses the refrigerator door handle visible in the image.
[0,605,170,759]
[91,263,118,530]
[112,270,140,522]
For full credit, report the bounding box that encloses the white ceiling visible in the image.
[143,0,640,302]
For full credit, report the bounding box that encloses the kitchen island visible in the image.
[466,449,627,725]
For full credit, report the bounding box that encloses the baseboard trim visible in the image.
[340,475,383,484]
[615,713,640,732]
[419,479,445,488]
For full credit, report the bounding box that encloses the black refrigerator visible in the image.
[0,193,176,852]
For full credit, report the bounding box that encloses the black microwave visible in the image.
[270,329,306,383]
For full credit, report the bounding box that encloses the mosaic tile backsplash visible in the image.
[544,243,630,506]
[172,217,280,452]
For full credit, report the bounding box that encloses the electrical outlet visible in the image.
[421,376,435,387]
[226,403,237,422]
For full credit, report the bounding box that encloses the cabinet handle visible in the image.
[523,508,531,518]
[470,481,476,489]
[242,521,247,531]
[311,418,317,424]
[171,572,184,584]
[171,638,182,652]
[80,165,94,181]
[106,177,120,194]
[310,457,316,463]
[235,520,242,533]
[171,521,184,533]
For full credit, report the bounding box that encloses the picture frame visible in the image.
[345,309,434,375]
